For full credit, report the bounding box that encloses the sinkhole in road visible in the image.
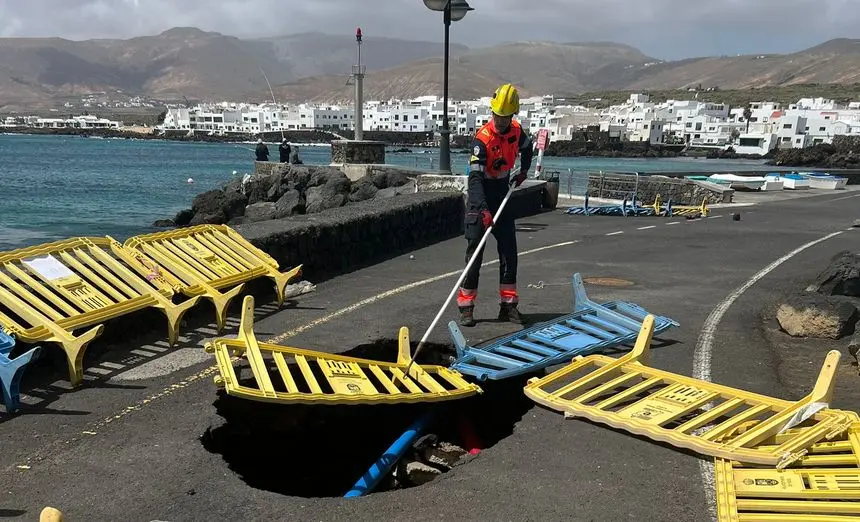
[200,338,536,498]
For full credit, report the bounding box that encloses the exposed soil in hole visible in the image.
[200,338,537,498]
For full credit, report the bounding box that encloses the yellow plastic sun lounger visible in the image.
[123,224,302,331]
[716,422,860,521]
[0,237,200,386]
[524,314,855,467]
[205,295,482,405]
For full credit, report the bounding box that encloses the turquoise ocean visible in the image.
[0,134,772,251]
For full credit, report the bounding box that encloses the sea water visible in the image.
[0,134,769,250]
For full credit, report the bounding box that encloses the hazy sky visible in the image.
[0,0,856,60]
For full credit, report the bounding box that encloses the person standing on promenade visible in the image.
[279,138,291,163]
[289,146,303,164]
[457,83,533,327]
[255,138,269,162]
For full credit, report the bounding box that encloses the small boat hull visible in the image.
[761,179,784,191]
[803,172,848,190]
[708,174,766,191]
[772,174,809,190]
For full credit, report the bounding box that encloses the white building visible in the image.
[628,118,667,145]
[151,91,860,151]
[735,133,778,155]
[31,115,121,129]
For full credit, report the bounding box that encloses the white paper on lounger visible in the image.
[22,254,76,281]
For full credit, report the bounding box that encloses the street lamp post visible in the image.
[423,0,473,174]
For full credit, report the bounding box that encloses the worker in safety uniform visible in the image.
[457,83,533,327]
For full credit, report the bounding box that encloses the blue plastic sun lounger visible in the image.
[0,328,40,412]
[447,273,679,381]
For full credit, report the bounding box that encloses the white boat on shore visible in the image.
[761,177,784,191]
[770,173,809,190]
[799,172,848,190]
[708,173,767,191]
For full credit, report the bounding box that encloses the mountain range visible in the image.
[0,27,858,111]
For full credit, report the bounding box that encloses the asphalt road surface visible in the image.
[3,187,860,522]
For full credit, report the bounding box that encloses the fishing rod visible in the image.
[259,66,285,142]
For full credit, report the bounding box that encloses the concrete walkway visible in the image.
[2,187,860,521]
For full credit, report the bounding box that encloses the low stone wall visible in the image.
[236,192,463,278]
[236,180,548,279]
[415,174,547,215]
[254,161,282,177]
[416,173,468,195]
[586,173,732,205]
[338,163,424,182]
[330,140,386,165]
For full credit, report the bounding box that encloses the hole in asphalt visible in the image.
[200,339,535,498]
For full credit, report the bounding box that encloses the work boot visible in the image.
[498,303,524,324]
[459,306,476,327]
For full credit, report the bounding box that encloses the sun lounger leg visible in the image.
[61,325,105,387]
[210,284,245,333]
[271,264,303,307]
[159,296,202,346]
[0,346,41,411]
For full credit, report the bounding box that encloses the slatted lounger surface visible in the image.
[448,272,679,381]
[123,224,302,331]
[524,314,857,467]
[205,295,482,405]
[0,237,200,386]
[715,422,860,521]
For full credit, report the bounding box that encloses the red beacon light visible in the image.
[356,27,362,42]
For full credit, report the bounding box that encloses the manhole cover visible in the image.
[582,277,634,287]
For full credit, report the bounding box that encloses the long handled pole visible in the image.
[260,67,285,141]
[405,174,519,375]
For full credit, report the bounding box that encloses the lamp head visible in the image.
[449,0,473,21]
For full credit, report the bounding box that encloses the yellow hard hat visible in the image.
[490,83,520,117]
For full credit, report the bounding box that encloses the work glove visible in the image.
[513,169,527,187]
[481,209,493,228]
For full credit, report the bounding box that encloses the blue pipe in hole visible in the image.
[344,412,434,498]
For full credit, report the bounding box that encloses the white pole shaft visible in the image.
[533,148,545,179]
[405,178,518,374]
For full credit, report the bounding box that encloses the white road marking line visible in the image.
[112,240,582,378]
[637,225,656,230]
[666,222,680,225]
[692,229,844,521]
[709,215,723,219]
[99,362,125,370]
[606,231,624,236]
[267,240,579,344]
[828,193,860,202]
